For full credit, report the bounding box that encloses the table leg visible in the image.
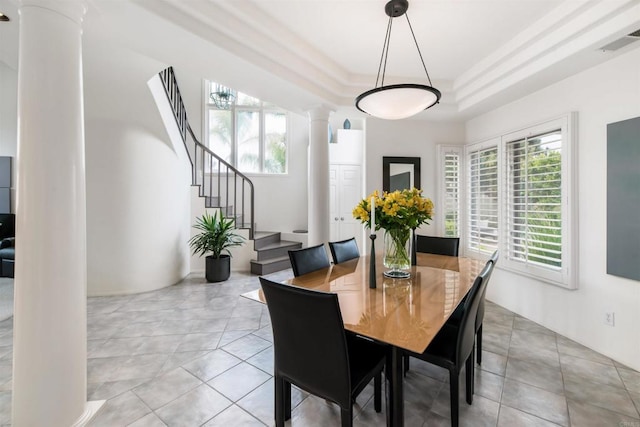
[386,346,404,427]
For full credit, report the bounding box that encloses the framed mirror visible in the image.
[383,156,421,191]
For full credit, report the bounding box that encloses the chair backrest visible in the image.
[415,235,460,257]
[0,214,15,240]
[328,237,360,264]
[288,244,331,277]
[476,250,499,330]
[259,277,351,407]
[456,260,494,367]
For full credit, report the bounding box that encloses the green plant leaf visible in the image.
[188,211,246,258]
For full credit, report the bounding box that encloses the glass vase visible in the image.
[383,228,412,278]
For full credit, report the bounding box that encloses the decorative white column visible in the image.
[307,106,333,246]
[13,1,103,426]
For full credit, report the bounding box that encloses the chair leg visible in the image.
[465,353,474,404]
[449,368,459,427]
[340,406,353,427]
[472,344,476,395]
[476,324,483,365]
[403,355,410,376]
[374,372,382,413]
[285,380,292,420]
[274,375,286,427]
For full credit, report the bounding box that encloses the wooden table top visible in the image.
[243,253,485,354]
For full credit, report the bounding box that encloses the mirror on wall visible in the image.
[383,157,421,191]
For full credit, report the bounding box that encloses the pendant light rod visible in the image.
[375,17,393,88]
[355,0,442,120]
[404,14,434,87]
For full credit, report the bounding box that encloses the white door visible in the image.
[330,164,364,254]
[329,165,339,242]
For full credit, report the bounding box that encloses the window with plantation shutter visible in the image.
[506,130,562,270]
[438,146,461,237]
[462,114,576,289]
[467,144,499,254]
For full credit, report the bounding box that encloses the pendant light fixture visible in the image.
[355,0,441,120]
[210,83,236,110]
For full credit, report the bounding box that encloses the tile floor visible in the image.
[0,271,639,426]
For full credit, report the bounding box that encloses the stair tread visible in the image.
[256,240,301,251]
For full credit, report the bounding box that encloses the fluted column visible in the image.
[306,106,333,246]
[13,0,103,425]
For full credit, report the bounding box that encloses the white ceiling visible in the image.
[249,0,562,80]
[2,0,640,121]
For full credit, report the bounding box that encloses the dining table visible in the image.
[243,252,485,427]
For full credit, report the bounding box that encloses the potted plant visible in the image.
[189,211,245,282]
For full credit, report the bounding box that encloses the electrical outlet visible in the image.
[605,312,615,327]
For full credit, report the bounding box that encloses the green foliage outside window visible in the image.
[509,135,562,268]
[207,82,287,174]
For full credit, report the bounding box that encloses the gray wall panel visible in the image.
[607,116,640,281]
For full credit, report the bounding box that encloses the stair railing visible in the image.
[158,67,254,239]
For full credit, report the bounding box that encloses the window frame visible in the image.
[437,144,463,237]
[463,113,578,289]
[203,80,290,175]
[464,137,501,257]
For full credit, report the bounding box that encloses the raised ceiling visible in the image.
[132,0,640,120]
[2,0,640,120]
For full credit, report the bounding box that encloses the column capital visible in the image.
[306,104,334,122]
[19,0,87,25]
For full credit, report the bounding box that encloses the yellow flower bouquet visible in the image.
[353,187,434,231]
[353,188,434,277]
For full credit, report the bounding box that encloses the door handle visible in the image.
[335,217,339,221]
[340,217,344,221]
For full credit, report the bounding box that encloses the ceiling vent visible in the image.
[600,29,640,51]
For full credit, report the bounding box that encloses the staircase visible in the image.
[157,67,254,238]
[156,66,297,274]
[251,232,301,275]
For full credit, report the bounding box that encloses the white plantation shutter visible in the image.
[444,151,460,237]
[506,130,562,270]
[467,145,499,254]
[463,115,576,288]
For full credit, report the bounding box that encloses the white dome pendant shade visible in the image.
[356,84,441,120]
[355,0,441,120]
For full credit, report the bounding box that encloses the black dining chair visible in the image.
[288,243,331,277]
[415,235,460,256]
[259,277,386,427]
[445,249,499,365]
[403,260,495,427]
[405,235,461,373]
[423,249,499,372]
[328,237,360,264]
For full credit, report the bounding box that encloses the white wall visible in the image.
[366,118,465,235]
[465,46,640,370]
[251,112,309,233]
[84,39,191,295]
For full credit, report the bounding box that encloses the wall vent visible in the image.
[600,29,640,51]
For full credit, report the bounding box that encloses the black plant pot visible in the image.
[205,254,231,282]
